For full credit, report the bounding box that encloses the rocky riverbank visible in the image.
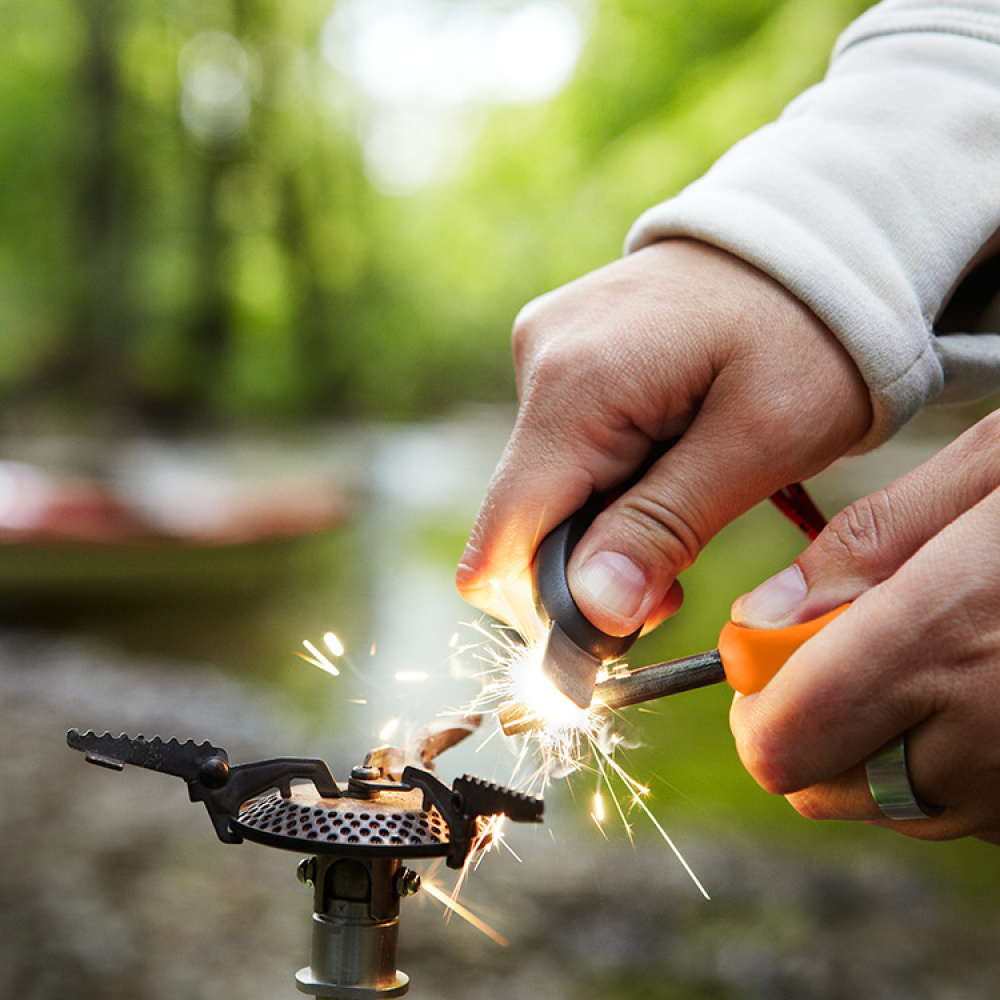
[3,628,1000,1000]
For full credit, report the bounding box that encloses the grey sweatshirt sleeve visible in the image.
[625,0,1000,450]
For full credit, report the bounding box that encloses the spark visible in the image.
[324,632,345,657]
[299,639,340,676]
[468,814,518,867]
[412,814,516,948]
[593,739,710,900]
[592,789,605,823]
[595,750,635,845]
[441,814,517,935]
[421,879,508,947]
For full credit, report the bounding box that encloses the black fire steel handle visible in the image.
[533,496,642,662]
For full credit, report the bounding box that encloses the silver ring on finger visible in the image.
[865,733,941,821]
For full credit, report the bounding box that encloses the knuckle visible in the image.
[785,787,832,822]
[510,301,541,366]
[733,727,799,797]
[512,295,618,392]
[818,489,895,567]
[617,492,703,575]
[755,759,799,798]
[511,293,573,374]
[527,344,575,395]
[513,333,585,403]
[971,408,1000,449]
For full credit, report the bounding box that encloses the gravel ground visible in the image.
[3,628,1000,1000]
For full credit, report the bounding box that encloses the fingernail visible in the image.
[574,551,647,621]
[733,564,807,626]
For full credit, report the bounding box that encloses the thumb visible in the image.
[732,415,1000,628]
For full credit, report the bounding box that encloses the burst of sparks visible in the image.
[477,625,601,771]
[469,621,602,788]
[469,620,710,900]
[293,609,710,937]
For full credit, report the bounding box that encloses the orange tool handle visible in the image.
[718,604,850,695]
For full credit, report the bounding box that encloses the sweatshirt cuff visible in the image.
[626,5,1000,451]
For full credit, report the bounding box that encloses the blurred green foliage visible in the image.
[0,0,872,430]
[11,0,1000,944]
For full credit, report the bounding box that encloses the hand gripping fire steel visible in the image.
[67,729,542,998]
[535,480,829,709]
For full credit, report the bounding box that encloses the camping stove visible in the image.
[67,729,543,998]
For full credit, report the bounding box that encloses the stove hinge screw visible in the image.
[394,867,421,898]
[297,857,317,888]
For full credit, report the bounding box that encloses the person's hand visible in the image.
[457,238,871,639]
[729,411,1000,842]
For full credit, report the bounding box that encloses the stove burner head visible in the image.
[236,784,452,857]
[66,728,542,867]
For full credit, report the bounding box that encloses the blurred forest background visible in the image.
[2,0,871,432]
[9,3,1000,998]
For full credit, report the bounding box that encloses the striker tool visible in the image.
[67,729,542,997]
[534,482,827,709]
[500,604,848,735]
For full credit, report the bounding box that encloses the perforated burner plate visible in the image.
[233,784,453,857]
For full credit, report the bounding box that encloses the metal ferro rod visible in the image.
[593,650,726,711]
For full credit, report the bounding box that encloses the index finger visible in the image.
[455,415,649,635]
[731,497,1000,797]
[729,594,925,796]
